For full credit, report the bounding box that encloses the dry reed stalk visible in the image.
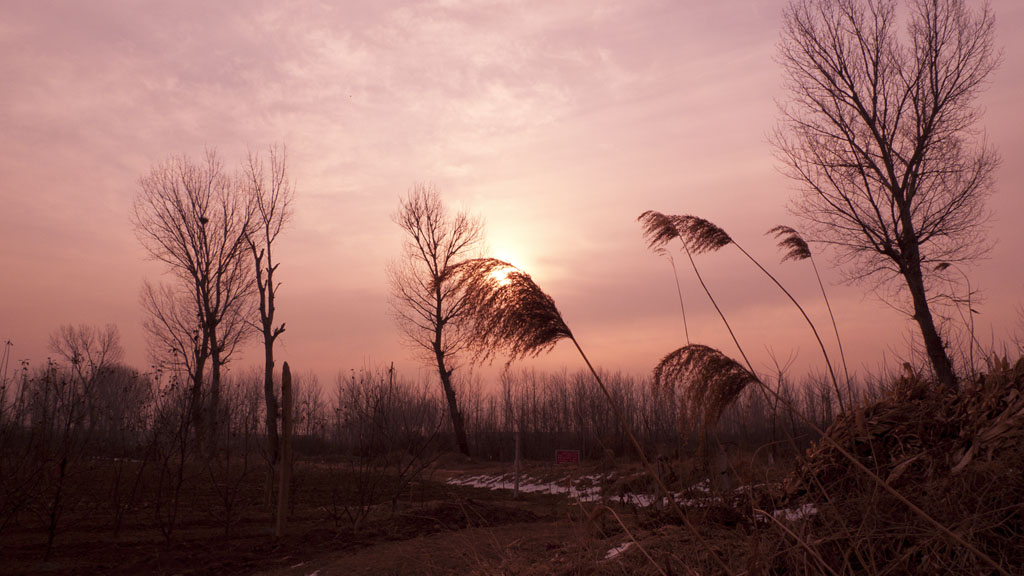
[640,211,845,413]
[656,249,690,345]
[600,504,668,576]
[755,508,840,576]
[769,225,852,396]
[639,211,756,374]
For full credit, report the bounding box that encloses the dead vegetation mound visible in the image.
[778,357,1024,573]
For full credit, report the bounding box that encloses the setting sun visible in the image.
[490,244,535,280]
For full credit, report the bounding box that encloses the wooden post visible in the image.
[275,362,292,538]
[513,424,521,500]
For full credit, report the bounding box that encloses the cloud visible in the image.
[1,0,1022,384]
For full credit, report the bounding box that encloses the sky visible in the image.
[1,0,1022,389]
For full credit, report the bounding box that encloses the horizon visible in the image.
[2,0,1023,390]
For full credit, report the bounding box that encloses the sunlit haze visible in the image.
[2,0,1022,387]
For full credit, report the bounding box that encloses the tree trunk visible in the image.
[208,334,221,455]
[513,424,521,500]
[432,312,470,456]
[275,362,292,538]
[439,366,470,457]
[904,263,957,389]
[263,345,279,507]
[190,353,207,451]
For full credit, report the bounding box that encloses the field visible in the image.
[3,360,1023,575]
[0,456,755,576]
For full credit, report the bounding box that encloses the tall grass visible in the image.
[640,211,846,413]
[446,257,737,575]
[769,225,851,395]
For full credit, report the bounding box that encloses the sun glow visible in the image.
[488,266,515,286]
[490,245,531,286]
[492,245,533,275]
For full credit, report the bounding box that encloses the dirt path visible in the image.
[253,520,591,576]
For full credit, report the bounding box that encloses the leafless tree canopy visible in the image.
[387,184,484,456]
[776,0,998,278]
[140,280,205,376]
[242,144,294,487]
[133,150,255,447]
[48,324,123,379]
[775,0,999,388]
[388,185,484,359]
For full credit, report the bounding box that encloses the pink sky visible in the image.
[2,1,1022,387]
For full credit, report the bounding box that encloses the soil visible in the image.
[0,460,670,576]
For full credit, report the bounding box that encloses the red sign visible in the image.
[555,450,580,464]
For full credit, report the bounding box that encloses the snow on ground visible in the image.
[446,473,606,502]
[447,471,693,508]
[772,502,818,521]
[447,471,812,521]
[603,541,633,560]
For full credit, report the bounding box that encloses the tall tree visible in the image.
[133,151,254,449]
[774,0,999,389]
[388,184,483,456]
[242,145,293,499]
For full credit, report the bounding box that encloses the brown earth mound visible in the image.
[779,357,1024,573]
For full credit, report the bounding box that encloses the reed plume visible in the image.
[768,224,811,262]
[638,211,732,254]
[673,215,733,254]
[653,344,757,432]
[445,258,571,362]
[769,225,851,393]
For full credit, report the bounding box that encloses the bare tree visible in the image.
[388,184,483,456]
[140,280,208,437]
[133,151,255,449]
[774,0,999,389]
[241,145,293,498]
[49,325,123,375]
[48,324,125,440]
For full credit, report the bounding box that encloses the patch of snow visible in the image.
[447,472,754,510]
[604,542,633,560]
[773,503,817,521]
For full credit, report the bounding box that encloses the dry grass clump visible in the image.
[773,357,1024,573]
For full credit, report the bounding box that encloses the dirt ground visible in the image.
[1,459,685,576]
